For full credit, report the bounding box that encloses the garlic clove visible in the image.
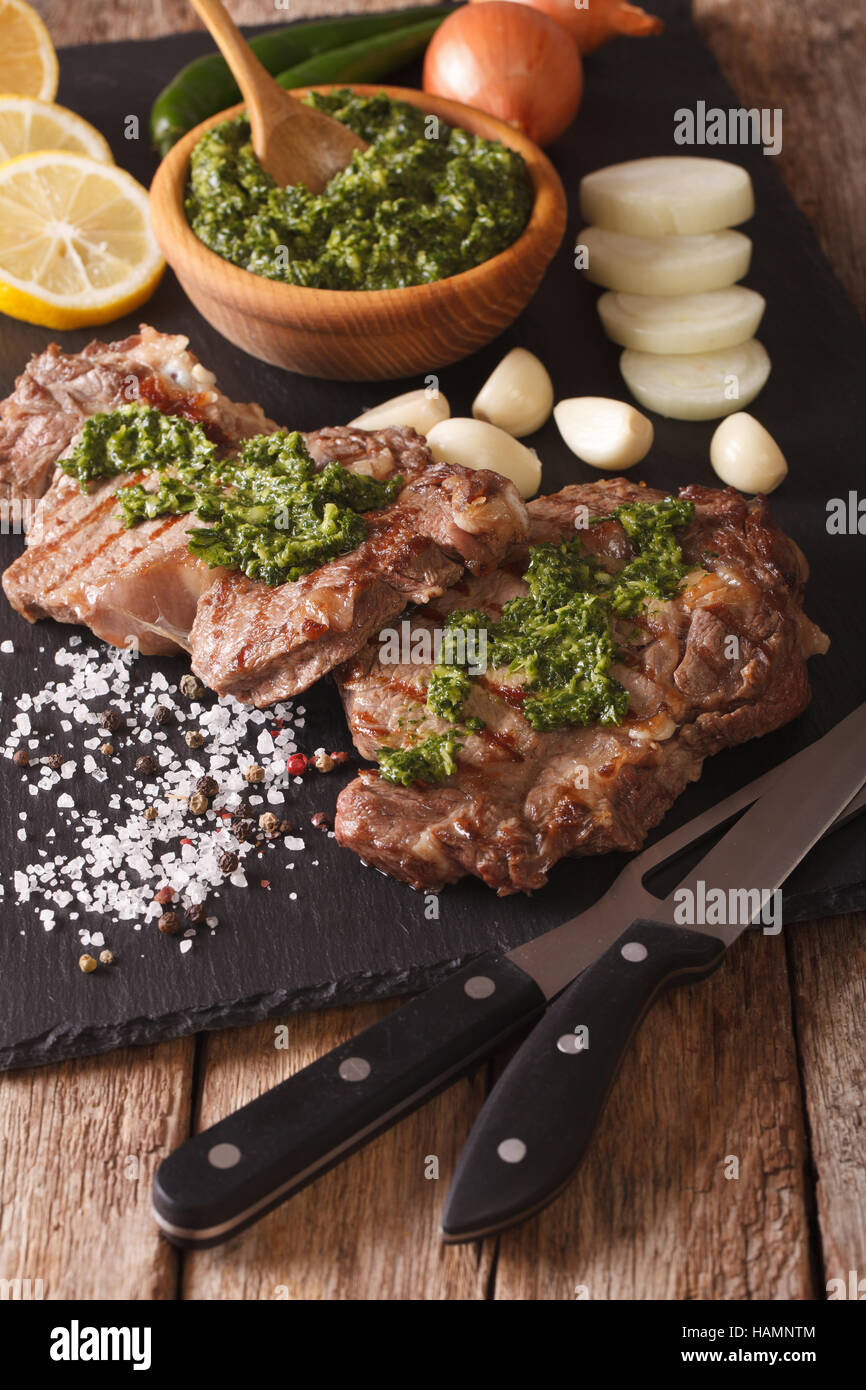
[472,347,554,437]
[349,387,450,436]
[426,417,542,499]
[553,396,653,470]
[710,412,788,493]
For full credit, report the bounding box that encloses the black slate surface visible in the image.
[0,1,864,1070]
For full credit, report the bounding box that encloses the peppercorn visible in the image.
[153,704,172,725]
[314,752,334,773]
[185,903,207,924]
[286,753,308,776]
[246,764,265,784]
[158,911,181,935]
[12,748,29,767]
[259,812,279,834]
[99,949,114,966]
[218,851,239,874]
[311,812,331,831]
[196,775,218,798]
[99,708,123,732]
[78,953,97,973]
[280,820,297,836]
[99,742,114,757]
[232,819,255,843]
[46,752,64,770]
[185,730,205,748]
[189,792,209,815]
[179,674,204,699]
[143,806,158,821]
[154,886,174,905]
[330,750,351,767]
[135,754,157,776]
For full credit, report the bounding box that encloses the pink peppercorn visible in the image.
[286,754,308,775]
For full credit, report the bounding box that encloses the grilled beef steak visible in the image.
[189,463,528,705]
[1,329,528,696]
[0,325,277,502]
[334,479,829,896]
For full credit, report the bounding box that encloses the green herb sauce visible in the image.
[377,497,695,786]
[60,405,401,587]
[377,730,462,787]
[185,90,533,291]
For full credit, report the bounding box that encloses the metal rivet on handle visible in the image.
[497,1138,527,1164]
[208,1142,241,1169]
[339,1056,371,1082]
[621,942,648,962]
[556,1033,586,1055]
[464,976,495,999]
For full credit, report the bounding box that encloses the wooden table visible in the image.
[4,1,863,1301]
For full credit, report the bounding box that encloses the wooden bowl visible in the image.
[149,85,567,381]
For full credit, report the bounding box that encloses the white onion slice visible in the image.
[598,287,765,355]
[580,225,752,295]
[620,339,771,421]
[580,157,754,236]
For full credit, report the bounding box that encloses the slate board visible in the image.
[1,0,864,1070]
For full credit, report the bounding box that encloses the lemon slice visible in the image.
[0,150,165,328]
[0,95,112,163]
[0,0,58,101]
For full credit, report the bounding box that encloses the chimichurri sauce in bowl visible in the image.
[185,89,534,291]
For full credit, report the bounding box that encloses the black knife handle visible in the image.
[441,920,725,1242]
[152,953,545,1247]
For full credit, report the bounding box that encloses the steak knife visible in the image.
[440,702,866,1242]
[152,704,866,1248]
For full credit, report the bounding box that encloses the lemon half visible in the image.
[0,0,58,101]
[0,94,113,163]
[0,150,165,328]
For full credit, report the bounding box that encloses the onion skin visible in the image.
[470,0,664,54]
[423,2,583,147]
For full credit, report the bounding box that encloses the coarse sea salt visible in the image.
[4,643,312,937]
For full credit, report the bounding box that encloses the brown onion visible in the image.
[423,2,583,148]
[470,0,664,54]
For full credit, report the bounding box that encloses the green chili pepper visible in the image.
[274,17,445,90]
[150,7,451,156]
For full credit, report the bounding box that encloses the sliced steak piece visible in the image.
[334,478,829,896]
[189,463,529,705]
[2,413,459,661]
[0,324,277,503]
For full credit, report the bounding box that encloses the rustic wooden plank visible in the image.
[31,0,399,45]
[0,1039,193,1300]
[182,1002,492,1299]
[788,914,866,1296]
[493,934,814,1299]
[694,0,866,319]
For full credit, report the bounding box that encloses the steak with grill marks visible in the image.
[0,325,278,502]
[1,329,528,692]
[333,478,829,896]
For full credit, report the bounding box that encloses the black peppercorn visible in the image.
[99,708,123,732]
[46,753,64,770]
[218,851,239,874]
[12,748,29,767]
[135,755,157,776]
[195,775,218,798]
[158,911,181,935]
[153,704,172,725]
[185,903,207,924]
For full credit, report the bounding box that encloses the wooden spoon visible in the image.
[189,0,366,192]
